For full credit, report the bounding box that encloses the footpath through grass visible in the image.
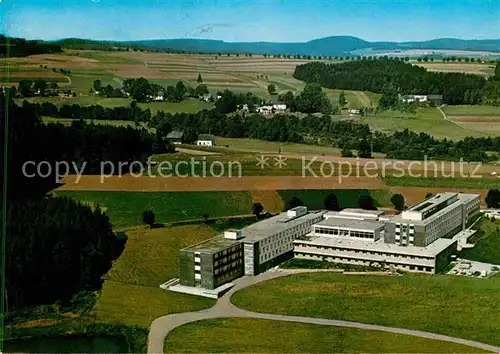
[231,273,500,346]
[164,318,487,353]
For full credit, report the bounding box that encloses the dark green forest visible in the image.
[0,93,154,313]
[293,59,487,105]
[0,36,63,57]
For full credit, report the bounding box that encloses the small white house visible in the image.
[256,106,274,115]
[401,94,428,103]
[348,109,360,116]
[196,134,215,147]
[272,103,287,111]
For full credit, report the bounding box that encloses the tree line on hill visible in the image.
[151,109,500,162]
[0,35,63,57]
[293,59,489,105]
[20,95,500,162]
[0,94,158,313]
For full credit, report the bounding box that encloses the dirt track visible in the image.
[58,175,387,192]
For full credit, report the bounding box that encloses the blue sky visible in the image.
[1,0,499,42]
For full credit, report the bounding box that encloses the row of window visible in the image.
[214,260,242,275]
[295,243,434,261]
[314,227,376,239]
[214,245,242,260]
[297,253,434,272]
[214,252,242,267]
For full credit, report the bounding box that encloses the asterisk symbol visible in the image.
[274,155,287,169]
[256,155,270,169]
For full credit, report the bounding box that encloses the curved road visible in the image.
[148,270,500,353]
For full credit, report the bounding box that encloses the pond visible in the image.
[4,335,128,353]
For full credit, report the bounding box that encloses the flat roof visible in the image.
[242,211,325,243]
[181,234,241,253]
[315,218,386,232]
[340,208,384,216]
[295,234,455,258]
[394,193,480,225]
[407,192,458,213]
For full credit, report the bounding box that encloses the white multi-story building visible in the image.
[241,206,325,275]
[293,193,481,274]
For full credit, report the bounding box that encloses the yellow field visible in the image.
[415,62,495,76]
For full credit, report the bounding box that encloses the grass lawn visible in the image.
[215,137,343,155]
[443,105,500,116]
[231,273,500,346]
[17,96,213,114]
[105,225,218,287]
[363,107,482,139]
[278,189,393,209]
[95,224,217,328]
[42,116,139,128]
[164,318,487,353]
[383,176,500,189]
[460,218,500,264]
[53,191,254,228]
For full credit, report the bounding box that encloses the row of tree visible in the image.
[293,59,488,105]
[14,79,61,98]
[18,95,500,162]
[151,109,500,162]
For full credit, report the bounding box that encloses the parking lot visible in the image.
[448,258,499,278]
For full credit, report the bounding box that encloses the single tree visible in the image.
[425,192,434,199]
[338,91,347,108]
[143,209,155,227]
[33,79,47,96]
[341,149,355,158]
[195,84,209,97]
[486,189,500,208]
[358,195,376,210]
[18,80,34,97]
[324,194,340,211]
[252,202,264,218]
[267,83,277,95]
[202,213,210,223]
[287,196,304,210]
[391,193,405,211]
[93,79,102,92]
[357,139,372,158]
[197,73,203,84]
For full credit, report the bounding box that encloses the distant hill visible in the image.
[53,36,500,56]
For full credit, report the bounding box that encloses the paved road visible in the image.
[148,270,500,353]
